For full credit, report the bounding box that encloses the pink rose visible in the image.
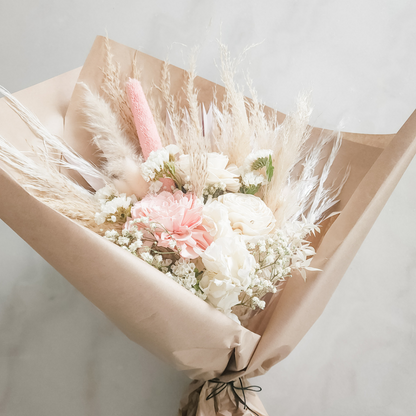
[128,191,212,259]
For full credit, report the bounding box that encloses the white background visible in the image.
[0,1,415,415]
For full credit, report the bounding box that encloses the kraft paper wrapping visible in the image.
[1,37,415,415]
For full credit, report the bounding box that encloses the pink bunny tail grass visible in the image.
[126,78,163,160]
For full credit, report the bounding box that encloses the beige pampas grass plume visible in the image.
[79,82,149,198]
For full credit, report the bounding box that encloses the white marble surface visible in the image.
[0,1,415,415]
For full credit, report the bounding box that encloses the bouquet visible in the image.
[1,36,415,415]
[0,36,345,324]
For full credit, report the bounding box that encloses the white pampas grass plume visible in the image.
[290,131,335,221]
[307,131,349,224]
[0,134,107,232]
[263,93,312,226]
[0,85,109,186]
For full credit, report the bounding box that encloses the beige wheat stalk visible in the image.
[152,59,183,147]
[182,53,208,196]
[215,43,252,165]
[101,36,140,148]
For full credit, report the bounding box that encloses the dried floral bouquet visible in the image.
[0,39,347,325]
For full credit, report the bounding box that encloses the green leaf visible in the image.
[266,154,274,181]
[239,184,261,195]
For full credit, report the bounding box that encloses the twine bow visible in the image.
[206,377,263,416]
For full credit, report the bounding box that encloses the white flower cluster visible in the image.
[103,226,144,255]
[94,185,137,225]
[95,140,321,324]
[241,219,319,309]
[167,258,206,300]
[241,171,265,187]
[139,145,274,198]
[250,296,266,310]
[241,235,290,308]
[140,145,180,182]
[141,252,173,271]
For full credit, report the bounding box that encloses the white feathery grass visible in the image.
[0,85,109,186]
[290,131,335,221]
[245,77,278,151]
[0,133,106,232]
[263,93,312,226]
[307,131,349,224]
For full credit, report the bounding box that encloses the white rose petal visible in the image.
[202,200,234,240]
[218,193,276,236]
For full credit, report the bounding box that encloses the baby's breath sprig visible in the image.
[240,219,320,311]
[94,185,137,225]
[167,259,207,300]
[103,217,183,270]
[140,145,184,190]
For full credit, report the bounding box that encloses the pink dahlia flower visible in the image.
[128,191,213,259]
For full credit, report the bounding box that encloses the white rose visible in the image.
[218,193,276,236]
[178,152,241,192]
[199,236,256,320]
[202,200,234,240]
